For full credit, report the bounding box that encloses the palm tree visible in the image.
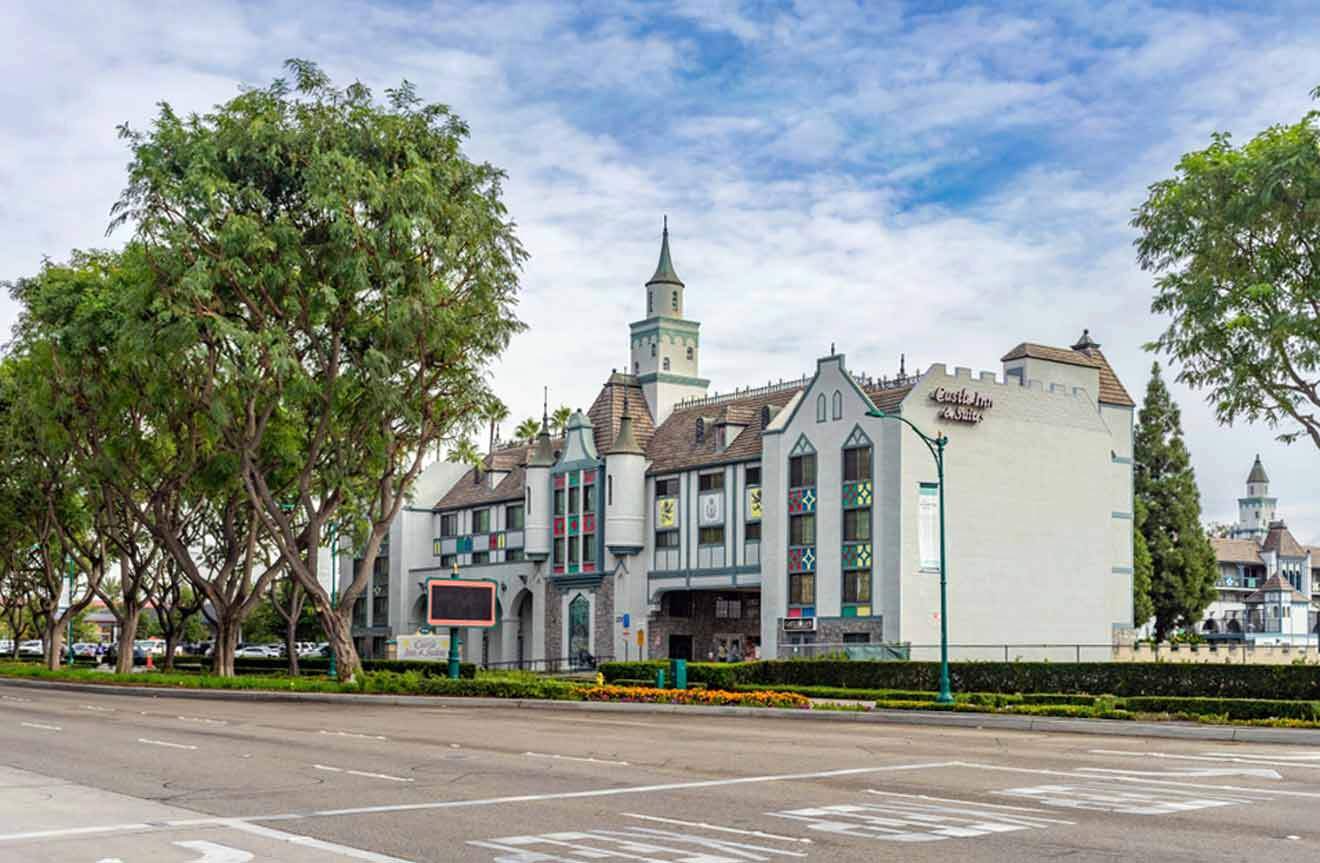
[447,439,482,469]
[551,405,573,436]
[481,398,510,453]
[514,417,540,444]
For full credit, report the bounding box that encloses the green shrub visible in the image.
[600,660,1320,700]
[207,657,477,679]
[1123,696,1320,721]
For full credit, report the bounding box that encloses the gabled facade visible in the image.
[391,223,1138,666]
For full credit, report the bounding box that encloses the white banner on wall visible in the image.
[699,491,724,526]
[918,483,941,571]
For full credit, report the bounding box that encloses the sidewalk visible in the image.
[5,675,1320,745]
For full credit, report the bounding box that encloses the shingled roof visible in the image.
[1211,537,1264,566]
[1262,521,1308,558]
[1245,572,1310,604]
[1000,338,1135,408]
[587,373,655,456]
[435,463,527,510]
[645,382,913,475]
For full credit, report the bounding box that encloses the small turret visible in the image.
[523,394,553,560]
[605,398,647,555]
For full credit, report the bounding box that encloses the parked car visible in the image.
[72,642,99,658]
[104,643,147,666]
[234,644,278,658]
[18,640,43,657]
[0,639,13,654]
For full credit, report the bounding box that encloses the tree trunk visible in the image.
[325,610,360,682]
[286,619,300,676]
[44,620,65,671]
[116,607,141,675]
[212,615,241,678]
[162,630,180,672]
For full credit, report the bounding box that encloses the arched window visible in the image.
[671,292,679,311]
[633,361,639,374]
[832,390,843,420]
[686,346,694,361]
[525,485,531,515]
[568,594,591,664]
[760,405,771,427]
[663,357,671,371]
[650,343,656,358]
[647,289,653,314]
[695,418,705,442]
[816,393,827,422]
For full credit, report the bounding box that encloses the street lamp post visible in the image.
[865,407,953,704]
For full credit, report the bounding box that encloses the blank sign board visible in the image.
[427,579,497,627]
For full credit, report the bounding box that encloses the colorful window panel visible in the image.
[841,543,872,569]
[553,517,565,537]
[788,545,817,573]
[582,512,596,534]
[554,474,566,490]
[787,486,817,514]
[842,480,873,509]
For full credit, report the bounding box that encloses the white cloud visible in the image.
[1,0,1318,539]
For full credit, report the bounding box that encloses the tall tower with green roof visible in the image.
[629,218,709,423]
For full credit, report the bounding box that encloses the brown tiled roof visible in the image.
[1211,537,1264,565]
[999,342,1134,407]
[1262,521,1308,557]
[587,373,655,456]
[1245,572,1309,604]
[435,464,526,510]
[645,382,912,475]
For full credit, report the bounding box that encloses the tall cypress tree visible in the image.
[1133,362,1217,638]
[1132,498,1155,628]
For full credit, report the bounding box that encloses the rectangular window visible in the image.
[553,538,565,565]
[607,475,613,506]
[506,547,525,562]
[655,477,680,498]
[843,570,871,603]
[554,489,565,516]
[745,465,761,486]
[842,632,870,644]
[472,550,489,565]
[472,509,491,534]
[655,530,680,548]
[745,522,761,542]
[918,483,940,570]
[843,508,871,542]
[506,503,524,530]
[843,447,872,482]
[568,539,580,564]
[439,513,458,537]
[440,553,456,568]
[698,525,724,546]
[789,513,815,547]
[583,483,596,512]
[789,573,816,606]
[789,453,816,487]
[714,596,742,619]
[568,486,580,513]
[699,472,723,492]
[583,537,596,563]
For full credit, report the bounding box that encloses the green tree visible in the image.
[114,60,525,681]
[551,405,572,436]
[1134,89,1320,450]
[514,417,540,444]
[1132,498,1155,628]
[1133,363,1218,639]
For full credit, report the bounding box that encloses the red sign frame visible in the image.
[427,578,498,628]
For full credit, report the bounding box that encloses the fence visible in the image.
[480,654,615,674]
[777,642,1117,662]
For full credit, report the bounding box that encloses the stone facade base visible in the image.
[648,589,761,661]
[1113,642,1320,664]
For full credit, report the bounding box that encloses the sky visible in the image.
[1,0,1318,542]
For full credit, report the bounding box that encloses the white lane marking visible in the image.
[174,840,254,862]
[139,737,198,750]
[314,764,414,783]
[178,715,228,726]
[1089,748,1320,770]
[312,761,959,818]
[864,790,1076,821]
[948,761,1320,799]
[1204,750,1320,762]
[471,827,807,860]
[0,823,154,842]
[526,750,630,766]
[20,721,61,731]
[224,819,417,862]
[621,813,813,844]
[996,783,1248,815]
[320,729,387,741]
[83,704,115,713]
[771,798,1064,843]
[1078,766,1282,779]
[0,695,32,703]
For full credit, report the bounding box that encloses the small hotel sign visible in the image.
[930,387,993,424]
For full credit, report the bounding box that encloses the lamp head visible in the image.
[866,408,889,419]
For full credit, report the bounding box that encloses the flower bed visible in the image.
[582,684,810,709]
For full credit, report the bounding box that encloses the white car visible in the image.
[18,640,44,657]
[0,639,13,654]
[234,644,277,658]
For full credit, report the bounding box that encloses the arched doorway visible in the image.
[512,589,533,668]
[1202,619,1218,634]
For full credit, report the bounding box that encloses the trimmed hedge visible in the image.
[203,657,477,678]
[599,660,1320,700]
[1124,696,1320,721]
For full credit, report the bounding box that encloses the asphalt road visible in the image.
[1,684,1318,862]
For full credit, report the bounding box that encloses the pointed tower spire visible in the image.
[646,215,684,287]
[529,386,555,467]
[1247,454,1269,485]
[608,394,645,455]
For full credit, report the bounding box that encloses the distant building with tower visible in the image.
[357,222,1140,665]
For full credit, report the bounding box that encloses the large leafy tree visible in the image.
[114,60,525,680]
[1134,91,1320,450]
[1134,363,1218,639]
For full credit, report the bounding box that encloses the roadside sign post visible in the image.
[427,563,498,680]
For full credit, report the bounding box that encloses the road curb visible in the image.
[4,675,1320,744]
